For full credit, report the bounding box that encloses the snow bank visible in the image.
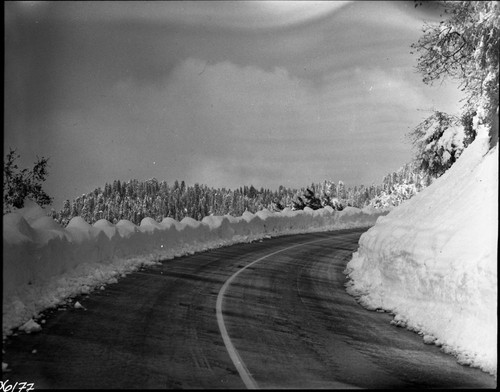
[345,135,498,376]
[3,202,386,337]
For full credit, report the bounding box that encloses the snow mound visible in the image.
[2,213,36,244]
[13,199,48,224]
[345,136,498,376]
[93,219,118,239]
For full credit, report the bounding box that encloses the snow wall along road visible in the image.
[345,137,498,376]
[3,203,387,337]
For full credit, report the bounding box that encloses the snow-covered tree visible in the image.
[330,197,344,211]
[3,148,53,213]
[52,176,393,226]
[58,199,72,225]
[411,1,499,147]
[338,180,346,200]
[293,188,323,210]
[408,111,466,178]
[369,182,419,209]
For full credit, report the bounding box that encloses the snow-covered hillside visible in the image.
[2,202,385,339]
[345,133,498,376]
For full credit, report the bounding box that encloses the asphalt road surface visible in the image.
[2,228,496,389]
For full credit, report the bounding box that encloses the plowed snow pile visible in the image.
[345,135,498,376]
[3,200,385,338]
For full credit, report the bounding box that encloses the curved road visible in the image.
[2,229,496,389]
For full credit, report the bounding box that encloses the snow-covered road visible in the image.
[2,229,495,388]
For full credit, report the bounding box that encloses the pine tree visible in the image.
[59,199,71,225]
[407,110,465,178]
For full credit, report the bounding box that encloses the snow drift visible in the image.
[3,202,385,338]
[345,134,498,376]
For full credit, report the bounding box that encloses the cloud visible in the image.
[254,1,351,27]
[109,58,422,187]
[42,54,463,205]
[23,1,350,30]
[357,66,429,111]
[8,47,465,209]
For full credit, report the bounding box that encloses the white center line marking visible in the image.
[216,236,335,389]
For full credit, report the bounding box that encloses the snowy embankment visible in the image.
[3,203,386,338]
[344,135,498,376]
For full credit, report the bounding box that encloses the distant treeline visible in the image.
[50,162,431,227]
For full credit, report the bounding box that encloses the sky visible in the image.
[4,0,465,209]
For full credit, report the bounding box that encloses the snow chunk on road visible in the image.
[74,301,86,310]
[18,319,42,334]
